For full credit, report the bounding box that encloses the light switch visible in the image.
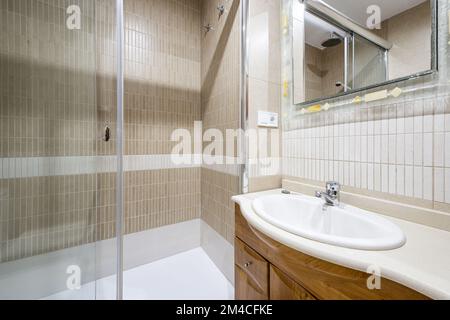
[257,111,279,128]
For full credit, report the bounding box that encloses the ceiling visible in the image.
[305,11,347,50]
[321,0,428,27]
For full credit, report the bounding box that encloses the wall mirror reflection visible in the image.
[293,0,437,105]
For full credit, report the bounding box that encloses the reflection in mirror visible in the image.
[303,12,347,102]
[351,34,387,90]
[293,0,436,106]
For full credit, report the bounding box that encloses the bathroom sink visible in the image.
[252,195,406,251]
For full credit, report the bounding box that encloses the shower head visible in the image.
[321,32,342,48]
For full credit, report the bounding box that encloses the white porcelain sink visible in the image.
[252,194,406,250]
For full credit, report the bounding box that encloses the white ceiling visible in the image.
[321,0,428,27]
[305,11,347,49]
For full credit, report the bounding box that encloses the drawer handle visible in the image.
[244,261,253,268]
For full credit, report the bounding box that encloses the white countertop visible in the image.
[232,189,450,300]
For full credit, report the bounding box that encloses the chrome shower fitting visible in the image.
[217,4,226,17]
[203,23,214,34]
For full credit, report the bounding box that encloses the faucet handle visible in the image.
[326,181,340,198]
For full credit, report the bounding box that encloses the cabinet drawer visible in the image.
[235,238,269,299]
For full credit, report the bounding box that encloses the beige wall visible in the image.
[200,0,281,243]
[200,0,240,244]
[123,0,202,156]
[121,0,202,240]
[305,44,323,101]
[304,43,345,101]
[0,0,98,158]
[381,1,432,80]
[247,0,282,193]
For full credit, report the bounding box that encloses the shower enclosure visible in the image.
[0,0,121,299]
[0,0,242,300]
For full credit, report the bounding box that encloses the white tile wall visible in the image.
[248,157,281,177]
[283,97,450,204]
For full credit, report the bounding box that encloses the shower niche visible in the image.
[292,0,437,106]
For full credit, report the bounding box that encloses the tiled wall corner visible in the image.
[200,0,241,244]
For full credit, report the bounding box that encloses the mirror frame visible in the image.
[294,0,439,107]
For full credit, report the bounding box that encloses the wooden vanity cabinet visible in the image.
[270,265,317,300]
[235,238,269,300]
[234,205,430,300]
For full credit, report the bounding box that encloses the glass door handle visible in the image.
[103,126,111,142]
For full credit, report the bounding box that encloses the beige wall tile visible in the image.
[0,0,204,262]
[200,0,241,243]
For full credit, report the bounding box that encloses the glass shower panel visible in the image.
[351,35,387,90]
[0,0,119,300]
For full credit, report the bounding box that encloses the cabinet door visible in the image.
[235,238,269,300]
[270,266,316,300]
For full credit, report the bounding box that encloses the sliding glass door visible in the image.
[350,34,388,91]
[0,0,121,300]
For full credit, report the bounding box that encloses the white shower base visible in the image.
[0,219,234,300]
[45,247,234,300]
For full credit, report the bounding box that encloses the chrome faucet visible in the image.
[315,181,341,208]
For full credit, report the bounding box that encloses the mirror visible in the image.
[293,0,437,106]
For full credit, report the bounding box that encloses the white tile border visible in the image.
[0,155,202,179]
[0,155,250,178]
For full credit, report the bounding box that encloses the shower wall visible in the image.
[0,0,99,263]
[0,0,242,278]
[200,0,241,245]
[76,0,204,253]
[121,0,202,236]
[0,0,204,264]
[74,0,204,276]
[200,0,283,245]
[304,43,345,101]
